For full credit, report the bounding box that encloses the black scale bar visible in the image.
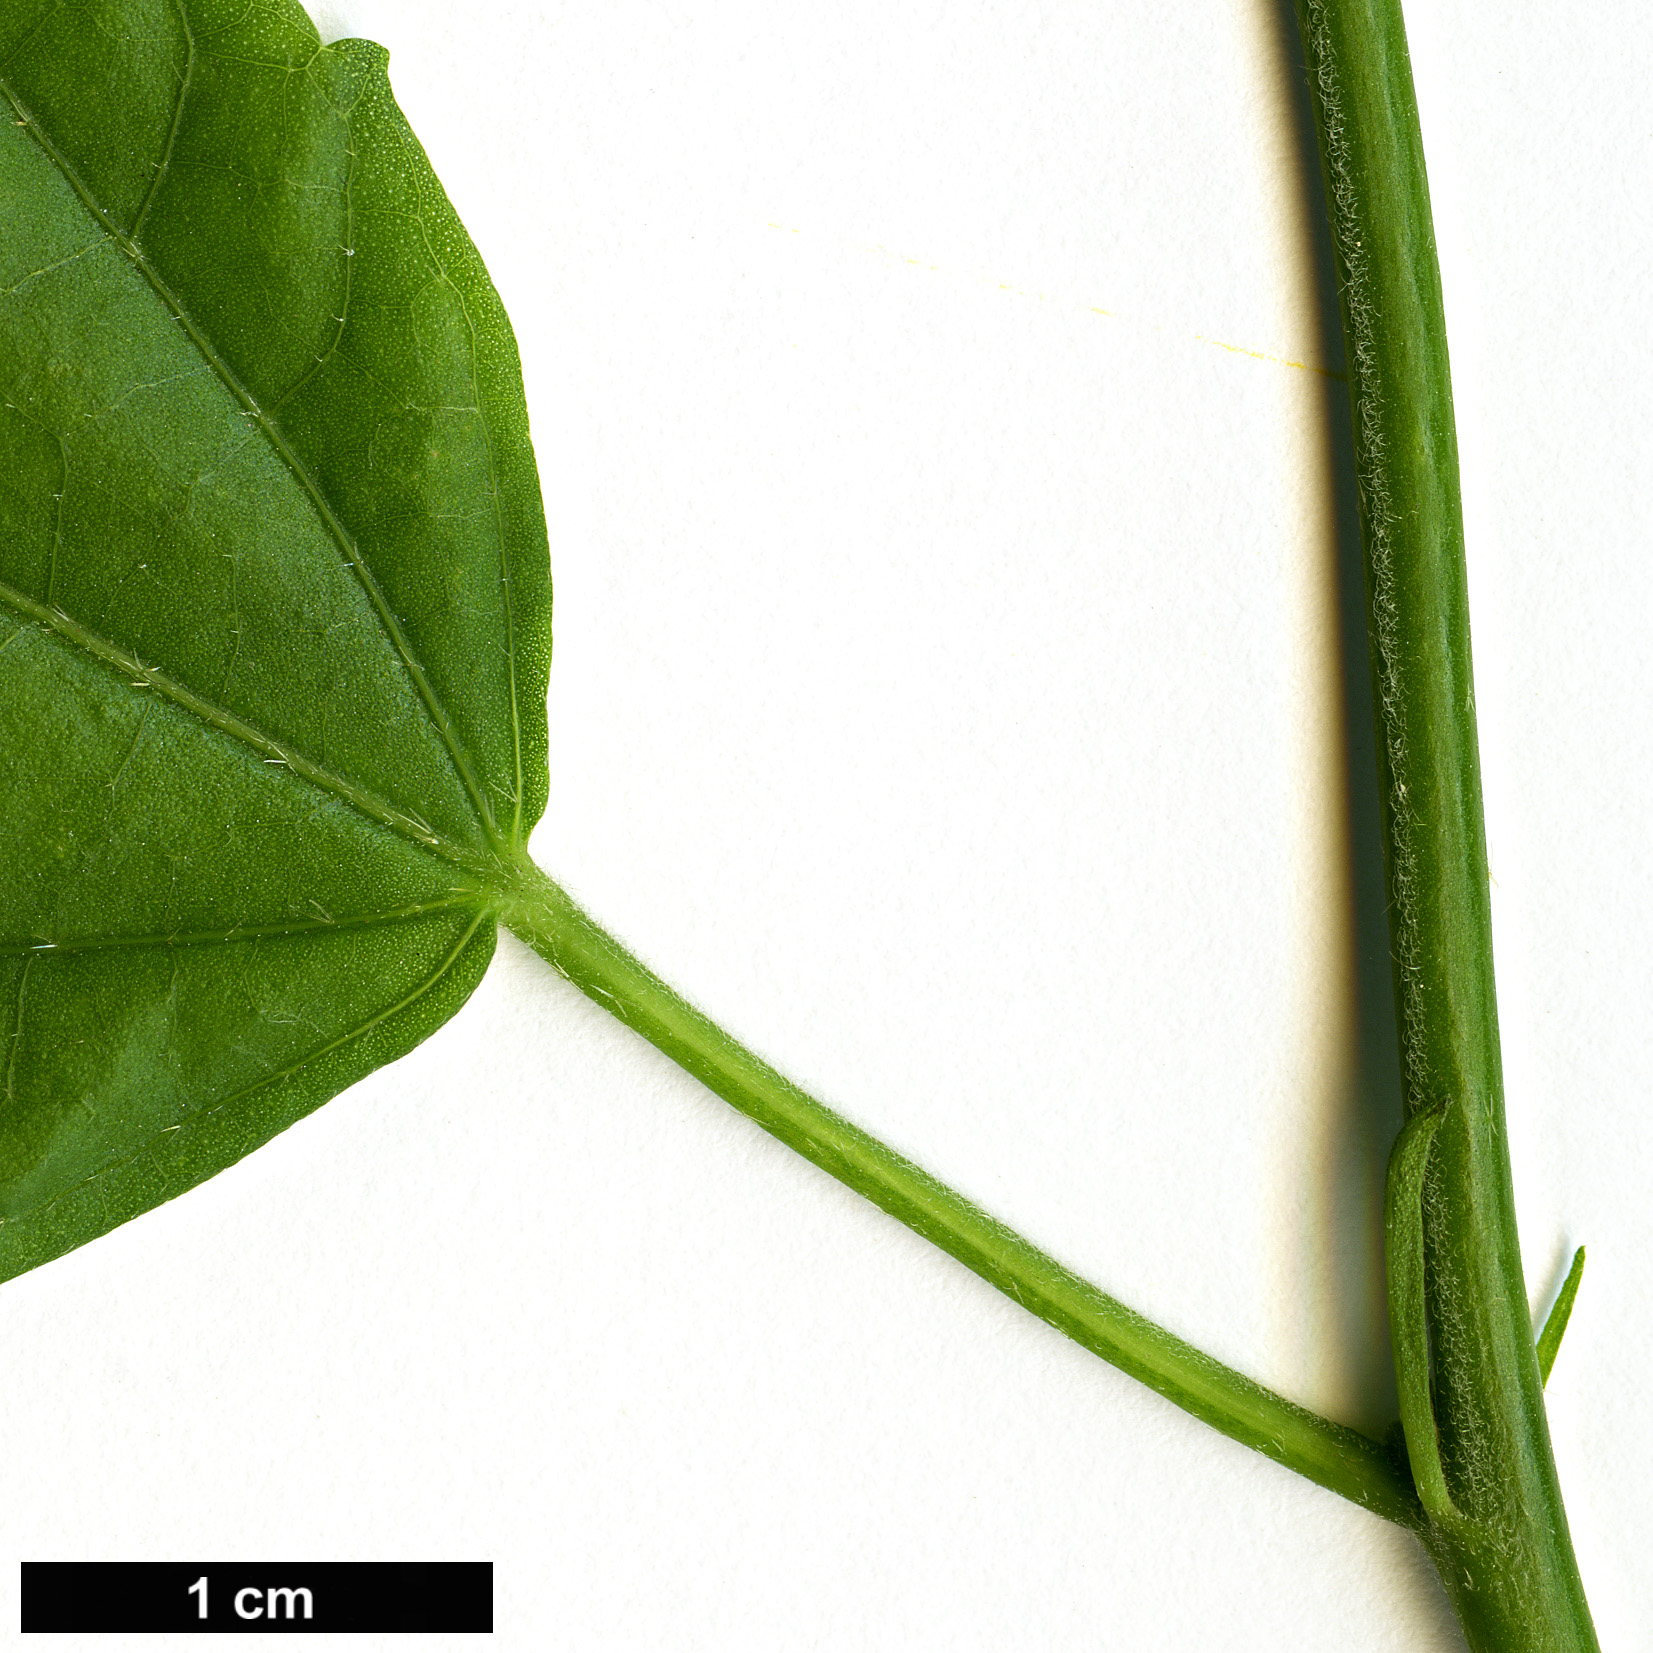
[21,1562,492,1633]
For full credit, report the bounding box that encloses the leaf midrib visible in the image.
[0,575,496,880]
[0,893,483,957]
[0,66,512,857]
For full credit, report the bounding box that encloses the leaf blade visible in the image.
[0,909,495,1281]
[0,0,550,1278]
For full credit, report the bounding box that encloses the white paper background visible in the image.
[3,1,1650,1648]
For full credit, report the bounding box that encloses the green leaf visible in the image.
[0,0,550,1281]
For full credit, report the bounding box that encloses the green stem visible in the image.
[1291,1,1597,1646]
[499,861,1418,1528]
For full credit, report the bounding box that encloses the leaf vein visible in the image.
[414,211,524,842]
[0,0,64,78]
[264,65,355,417]
[8,910,488,1233]
[0,893,484,957]
[3,955,31,1115]
[127,0,193,243]
[0,573,491,876]
[0,237,105,298]
[0,70,508,854]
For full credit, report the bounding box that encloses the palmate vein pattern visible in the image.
[0,0,551,1280]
